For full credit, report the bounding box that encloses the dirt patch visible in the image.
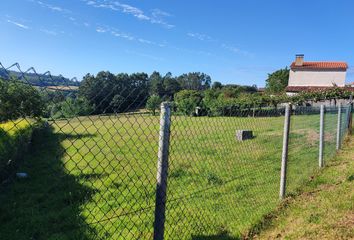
[293,129,335,145]
[336,212,354,229]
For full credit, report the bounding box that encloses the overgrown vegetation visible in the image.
[0,119,34,182]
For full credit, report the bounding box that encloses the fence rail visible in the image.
[0,63,352,239]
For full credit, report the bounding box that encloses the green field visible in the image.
[0,113,342,239]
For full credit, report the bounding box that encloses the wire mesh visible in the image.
[287,106,321,194]
[166,109,284,238]
[323,106,340,162]
[0,62,352,239]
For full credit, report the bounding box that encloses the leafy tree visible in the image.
[212,81,223,89]
[177,72,211,90]
[203,88,223,115]
[149,71,164,97]
[174,90,203,115]
[163,73,180,100]
[146,95,162,116]
[50,97,93,119]
[109,95,125,113]
[0,78,45,121]
[79,72,115,113]
[265,68,289,94]
[79,71,150,114]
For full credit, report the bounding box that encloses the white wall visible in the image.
[288,69,347,87]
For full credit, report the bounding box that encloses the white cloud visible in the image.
[138,38,153,44]
[86,1,149,20]
[84,0,174,28]
[95,26,134,41]
[96,27,107,33]
[86,1,96,6]
[137,38,166,47]
[152,9,172,18]
[111,30,134,41]
[31,0,70,13]
[6,20,29,29]
[118,3,150,20]
[222,44,254,58]
[150,9,174,29]
[188,32,214,42]
[40,28,58,36]
[150,18,174,29]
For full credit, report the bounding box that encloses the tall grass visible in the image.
[0,119,34,182]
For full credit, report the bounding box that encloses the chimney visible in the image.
[295,54,304,66]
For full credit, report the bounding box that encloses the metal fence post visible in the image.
[345,105,350,134]
[349,94,353,135]
[153,102,171,240]
[336,103,342,150]
[319,105,325,168]
[279,104,291,200]
[349,104,353,135]
[348,94,353,135]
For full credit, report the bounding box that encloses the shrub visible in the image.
[49,97,93,119]
[0,119,35,182]
[174,90,204,115]
[146,95,162,116]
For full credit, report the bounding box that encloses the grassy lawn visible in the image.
[0,113,343,239]
[255,132,354,240]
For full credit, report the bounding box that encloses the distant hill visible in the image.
[0,69,80,87]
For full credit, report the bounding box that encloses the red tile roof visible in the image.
[290,61,348,70]
[286,86,354,92]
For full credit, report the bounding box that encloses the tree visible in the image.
[174,90,203,115]
[79,72,116,113]
[79,71,150,114]
[109,95,125,113]
[50,97,93,119]
[146,95,162,116]
[212,81,222,89]
[149,71,164,97]
[203,88,223,115]
[177,72,211,90]
[265,68,289,94]
[0,78,45,121]
[163,73,180,100]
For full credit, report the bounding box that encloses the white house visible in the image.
[286,54,348,95]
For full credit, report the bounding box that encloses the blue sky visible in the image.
[1,0,354,86]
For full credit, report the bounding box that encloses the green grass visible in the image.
[255,133,354,240]
[0,113,342,239]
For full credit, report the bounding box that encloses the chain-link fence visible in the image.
[0,63,352,240]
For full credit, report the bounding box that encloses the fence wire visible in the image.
[0,63,352,240]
